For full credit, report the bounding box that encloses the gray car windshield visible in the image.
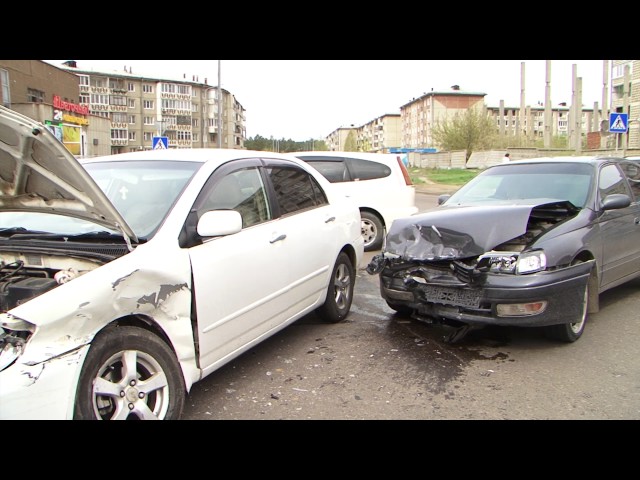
[445,162,594,208]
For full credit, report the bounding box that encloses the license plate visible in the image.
[422,285,480,308]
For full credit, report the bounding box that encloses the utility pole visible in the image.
[601,60,609,148]
[622,64,630,153]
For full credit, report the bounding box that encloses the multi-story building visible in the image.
[400,86,486,149]
[325,61,638,153]
[0,60,111,157]
[325,126,357,151]
[0,60,246,157]
[58,61,246,153]
[357,114,401,153]
[484,104,601,139]
[611,60,639,149]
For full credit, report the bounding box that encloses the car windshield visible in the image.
[444,162,594,208]
[0,160,200,240]
[84,160,201,238]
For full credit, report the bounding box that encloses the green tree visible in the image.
[431,108,497,161]
[344,130,358,151]
[244,135,327,152]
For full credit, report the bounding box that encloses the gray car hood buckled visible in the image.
[384,204,541,260]
[0,105,138,245]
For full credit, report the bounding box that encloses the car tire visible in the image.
[317,252,355,323]
[74,325,186,420]
[361,211,384,251]
[544,279,589,343]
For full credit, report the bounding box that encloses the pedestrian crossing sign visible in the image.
[153,136,169,150]
[609,113,628,133]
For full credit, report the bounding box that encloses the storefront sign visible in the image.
[53,94,89,116]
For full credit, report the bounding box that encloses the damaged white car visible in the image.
[0,105,364,419]
[367,157,640,343]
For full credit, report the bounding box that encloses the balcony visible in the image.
[111,139,128,146]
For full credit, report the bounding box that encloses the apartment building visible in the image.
[0,60,111,156]
[57,61,246,153]
[484,104,600,139]
[610,60,639,149]
[0,60,246,157]
[325,60,638,153]
[399,86,486,149]
[356,114,401,153]
[325,126,357,151]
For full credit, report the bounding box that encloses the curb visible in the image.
[414,183,460,195]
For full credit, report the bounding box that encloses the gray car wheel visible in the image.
[74,325,186,420]
[361,211,384,251]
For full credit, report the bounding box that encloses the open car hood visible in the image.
[384,201,576,260]
[0,105,137,244]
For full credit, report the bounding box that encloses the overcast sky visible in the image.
[44,60,608,141]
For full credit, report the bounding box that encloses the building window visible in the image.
[161,83,176,94]
[143,132,153,141]
[27,88,45,103]
[79,93,90,104]
[128,82,135,92]
[144,100,154,109]
[143,84,153,93]
[192,118,199,127]
[193,132,199,142]
[128,131,136,141]
[111,95,126,106]
[128,98,135,108]
[144,116,155,125]
[128,115,136,124]
[79,75,89,86]
[112,112,127,123]
[1,69,10,107]
[111,129,127,140]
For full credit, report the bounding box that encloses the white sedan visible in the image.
[0,105,364,419]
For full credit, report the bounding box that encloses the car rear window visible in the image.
[303,160,348,183]
[348,158,391,181]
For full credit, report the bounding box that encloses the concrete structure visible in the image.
[399,86,486,149]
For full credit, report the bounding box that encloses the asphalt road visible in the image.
[180,191,640,420]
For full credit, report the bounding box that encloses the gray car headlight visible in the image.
[515,250,547,274]
[477,249,546,274]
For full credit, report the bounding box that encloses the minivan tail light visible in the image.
[396,156,413,186]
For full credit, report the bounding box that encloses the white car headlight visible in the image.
[516,250,546,274]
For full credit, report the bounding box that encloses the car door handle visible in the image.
[325,216,336,223]
[270,233,286,243]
